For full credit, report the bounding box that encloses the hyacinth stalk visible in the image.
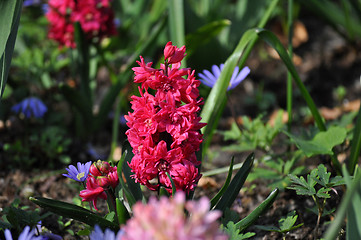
[125,42,206,195]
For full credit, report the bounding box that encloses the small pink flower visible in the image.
[89,162,102,176]
[108,169,119,189]
[164,41,187,64]
[79,176,107,210]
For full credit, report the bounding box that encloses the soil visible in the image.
[1,12,360,240]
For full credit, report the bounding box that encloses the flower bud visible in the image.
[164,41,175,61]
[167,45,186,64]
[96,160,111,174]
[108,170,119,189]
[89,163,102,176]
[97,176,110,188]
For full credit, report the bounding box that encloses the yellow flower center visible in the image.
[77,172,85,180]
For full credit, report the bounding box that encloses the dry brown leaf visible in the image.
[319,107,342,120]
[343,99,360,112]
[267,109,289,127]
[198,176,220,189]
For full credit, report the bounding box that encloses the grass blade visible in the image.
[214,153,254,212]
[235,188,279,232]
[323,166,361,239]
[210,157,234,209]
[348,103,361,174]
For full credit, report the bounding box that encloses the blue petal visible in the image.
[4,229,13,240]
[202,69,217,84]
[211,65,221,79]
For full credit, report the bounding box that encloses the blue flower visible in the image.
[4,226,42,240]
[11,97,48,119]
[23,0,42,7]
[63,161,92,182]
[90,225,123,240]
[198,64,250,91]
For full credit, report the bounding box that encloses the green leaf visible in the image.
[120,141,143,204]
[220,122,242,142]
[329,176,345,187]
[223,221,255,240]
[0,0,22,98]
[210,157,234,209]
[186,19,231,56]
[279,211,303,232]
[287,174,316,196]
[165,172,176,196]
[315,164,331,187]
[236,188,279,232]
[348,102,361,174]
[283,126,347,157]
[29,197,119,231]
[115,198,130,225]
[214,153,254,212]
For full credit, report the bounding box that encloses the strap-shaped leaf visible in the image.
[30,197,119,231]
[210,157,234,209]
[323,166,361,239]
[120,141,143,203]
[236,188,279,232]
[115,198,130,225]
[348,103,361,174]
[214,153,254,212]
[0,0,22,98]
[165,172,176,196]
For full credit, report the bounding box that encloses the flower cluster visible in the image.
[46,0,117,48]
[125,42,206,194]
[63,160,119,210]
[11,97,48,119]
[121,192,228,240]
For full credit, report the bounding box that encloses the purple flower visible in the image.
[90,225,123,240]
[63,161,92,182]
[23,0,42,7]
[11,97,48,119]
[199,64,250,91]
[4,226,42,240]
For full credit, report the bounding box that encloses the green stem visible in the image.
[287,0,294,132]
[238,0,279,68]
[108,94,123,162]
[168,0,186,67]
[106,188,118,223]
